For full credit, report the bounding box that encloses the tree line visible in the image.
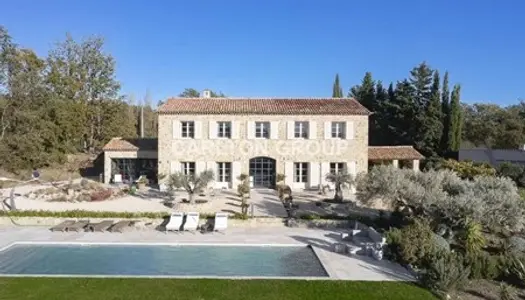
[1,24,522,173]
[334,64,525,160]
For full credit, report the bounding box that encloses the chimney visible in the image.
[202,89,211,98]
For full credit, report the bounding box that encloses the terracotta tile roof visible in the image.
[102,137,158,152]
[158,98,370,115]
[368,146,425,160]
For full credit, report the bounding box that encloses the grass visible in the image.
[0,278,436,300]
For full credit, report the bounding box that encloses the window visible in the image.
[217,162,232,182]
[331,122,346,138]
[330,162,346,174]
[294,162,308,183]
[255,122,270,139]
[181,162,195,176]
[217,121,231,138]
[181,121,195,138]
[294,121,309,138]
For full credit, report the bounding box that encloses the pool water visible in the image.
[0,244,328,277]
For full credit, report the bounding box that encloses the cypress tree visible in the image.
[350,72,375,110]
[409,62,434,154]
[449,84,462,151]
[419,70,443,157]
[332,73,343,98]
[440,71,451,154]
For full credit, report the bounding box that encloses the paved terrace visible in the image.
[0,226,413,281]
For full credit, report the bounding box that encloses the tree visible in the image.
[179,88,225,98]
[325,171,354,202]
[419,70,443,157]
[440,71,451,153]
[350,72,375,111]
[47,34,122,152]
[332,73,343,98]
[449,84,462,151]
[167,170,214,204]
[409,62,434,154]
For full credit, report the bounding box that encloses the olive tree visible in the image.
[168,170,214,204]
[357,165,525,233]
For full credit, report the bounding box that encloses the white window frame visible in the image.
[294,121,309,139]
[181,162,195,176]
[255,121,270,139]
[217,121,231,138]
[294,162,308,183]
[329,162,346,174]
[181,121,195,138]
[331,122,346,139]
[217,162,232,183]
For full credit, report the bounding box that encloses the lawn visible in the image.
[0,278,436,300]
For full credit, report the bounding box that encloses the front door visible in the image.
[249,157,276,188]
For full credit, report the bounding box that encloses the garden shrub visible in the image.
[385,218,446,268]
[419,251,471,299]
[357,165,525,234]
[504,254,525,287]
[467,252,502,280]
[440,159,496,180]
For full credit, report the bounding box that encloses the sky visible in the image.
[0,0,523,105]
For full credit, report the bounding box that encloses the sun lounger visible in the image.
[109,220,132,233]
[165,212,184,232]
[183,212,199,232]
[213,213,228,233]
[65,220,89,232]
[49,220,76,232]
[87,220,114,232]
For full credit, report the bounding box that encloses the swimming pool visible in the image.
[0,243,329,278]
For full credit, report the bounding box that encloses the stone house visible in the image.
[102,93,424,190]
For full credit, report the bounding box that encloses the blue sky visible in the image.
[0,0,523,105]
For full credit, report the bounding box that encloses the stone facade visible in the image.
[157,113,369,190]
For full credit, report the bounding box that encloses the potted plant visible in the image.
[136,176,149,190]
[237,174,251,216]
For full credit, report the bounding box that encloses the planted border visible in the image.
[0,210,249,220]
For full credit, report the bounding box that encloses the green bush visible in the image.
[419,251,471,299]
[504,254,525,287]
[385,218,446,268]
[467,252,502,280]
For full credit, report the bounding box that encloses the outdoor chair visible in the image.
[165,212,184,233]
[87,220,114,232]
[183,212,200,232]
[213,212,228,233]
[49,220,75,232]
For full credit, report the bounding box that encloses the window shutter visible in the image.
[309,121,316,139]
[270,121,279,139]
[284,162,294,186]
[346,121,354,140]
[287,121,294,139]
[172,121,180,139]
[209,121,216,139]
[194,121,202,139]
[170,161,180,174]
[308,162,320,189]
[247,121,255,139]
[196,161,206,174]
[232,161,242,186]
[320,162,330,184]
[231,121,239,139]
[324,122,331,139]
[348,161,356,176]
